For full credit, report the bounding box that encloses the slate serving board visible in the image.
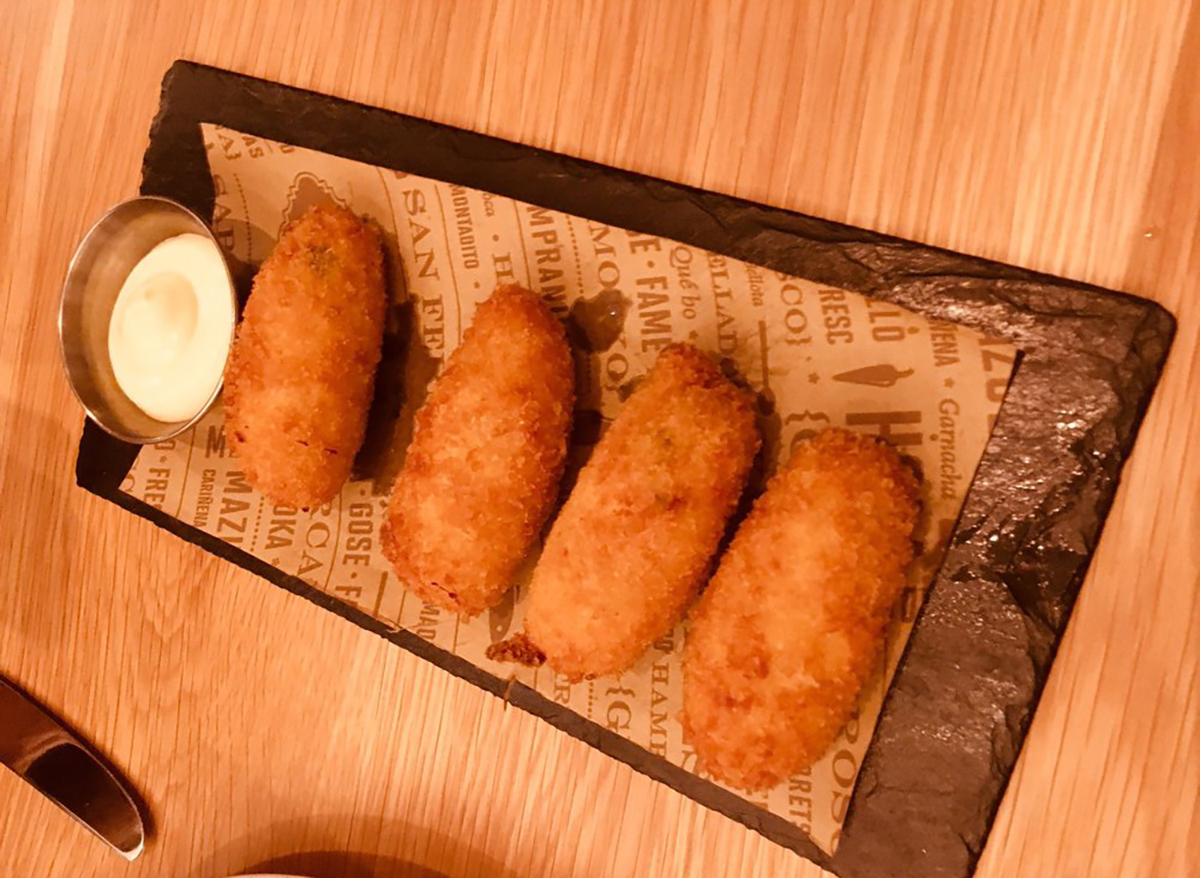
[75,60,1174,878]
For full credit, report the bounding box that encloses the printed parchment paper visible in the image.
[121,125,1017,854]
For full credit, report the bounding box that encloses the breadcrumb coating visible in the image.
[224,204,386,509]
[682,427,919,791]
[381,285,574,616]
[523,343,761,681]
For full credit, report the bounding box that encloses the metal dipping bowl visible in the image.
[58,196,237,444]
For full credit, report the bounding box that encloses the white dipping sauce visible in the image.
[107,233,234,422]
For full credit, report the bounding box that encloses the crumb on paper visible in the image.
[486,632,546,667]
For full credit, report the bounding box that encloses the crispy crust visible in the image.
[523,343,761,681]
[223,204,386,508]
[381,285,574,616]
[681,428,920,791]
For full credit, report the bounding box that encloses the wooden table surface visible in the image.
[2,2,1196,876]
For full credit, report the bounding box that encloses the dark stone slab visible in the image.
[75,60,1174,878]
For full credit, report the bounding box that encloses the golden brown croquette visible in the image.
[381,285,574,616]
[681,428,920,791]
[224,204,386,509]
[522,343,760,680]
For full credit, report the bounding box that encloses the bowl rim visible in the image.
[57,194,238,445]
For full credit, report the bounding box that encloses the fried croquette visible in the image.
[381,285,574,616]
[681,428,920,791]
[521,343,760,681]
[224,204,386,509]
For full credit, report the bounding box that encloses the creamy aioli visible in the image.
[107,233,234,422]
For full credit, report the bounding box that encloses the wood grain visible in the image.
[2,1,1196,876]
